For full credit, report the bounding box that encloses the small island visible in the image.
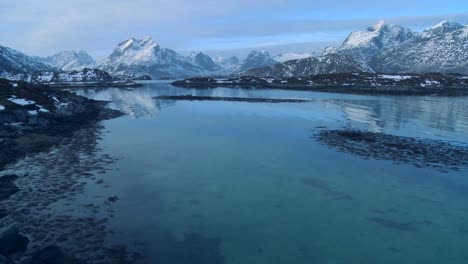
[172,73,468,96]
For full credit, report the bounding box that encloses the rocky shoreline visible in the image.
[0,79,131,263]
[172,73,468,96]
[0,79,122,170]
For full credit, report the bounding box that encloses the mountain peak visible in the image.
[422,20,464,38]
[237,50,276,72]
[117,37,158,52]
[429,20,463,30]
[372,20,386,31]
[340,21,413,58]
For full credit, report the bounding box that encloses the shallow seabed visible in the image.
[10,81,468,263]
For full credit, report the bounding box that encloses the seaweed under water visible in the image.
[314,129,468,172]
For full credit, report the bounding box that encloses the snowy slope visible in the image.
[0,45,56,77]
[215,56,241,72]
[339,20,414,60]
[187,52,222,71]
[41,50,97,71]
[273,53,312,63]
[245,53,370,77]
[369,21,468,74]
[99,37,216,78]
[237,50,278,72]
[335,20,468,74]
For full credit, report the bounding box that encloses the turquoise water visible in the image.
[76,81,468,264]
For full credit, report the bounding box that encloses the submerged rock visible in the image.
[315,129,468,172]
[0,225,29,256]
[0,175,19,201]
[28,245,82,264]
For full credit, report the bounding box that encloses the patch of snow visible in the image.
[425,80,441,85]
[0,105,5,111]
[52,97,69,108]
[273,53,312,63]
[28,110,38,115]
[38,105,50,113]
[8,97,36,105]
[35,72,54,83]
[378,75,413,80]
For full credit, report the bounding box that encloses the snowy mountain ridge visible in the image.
[0,45,55,76]
[40,50,97,71]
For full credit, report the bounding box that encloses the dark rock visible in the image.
[0,209,8,220]
[30,245,82,264]
[107,196,119,203]
[0,225,29,255]
[0,255,14,264]
[0,175,19,201]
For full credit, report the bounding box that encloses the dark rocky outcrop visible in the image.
[0,225,29,256]
[0,175,19,201]
[0,79,123,171]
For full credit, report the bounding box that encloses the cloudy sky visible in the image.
[1,0,467,59]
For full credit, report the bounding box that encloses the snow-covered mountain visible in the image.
[339,20,467,74]
[246,20,467,77]
[339,20,414,61]
[245,53,370,77]
[187,52,222,72]
[215,56,241,72]
[100,37,218,78]
[236,50,278,72]
[368,21,468,74]
[273,53,312,63]
[41,50,97,71]
[0,45,55,77]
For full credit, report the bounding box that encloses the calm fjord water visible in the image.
[75,81,468,264]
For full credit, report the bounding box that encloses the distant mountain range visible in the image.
[246,53,371,77]
[1,20,467,81]
[250,20,468,77]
